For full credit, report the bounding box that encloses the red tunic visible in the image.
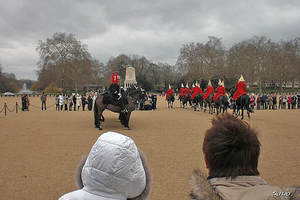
[110,72,120,84]
[183,88,191,97]
[110,72,115,84]
[213,86,226,101]
[233,82,247,100]
[179,87,184,98]
[191,86,202,100]
[166,89,174,99]
[203,86,214,100]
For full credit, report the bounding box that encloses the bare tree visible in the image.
[176,37,226,85]
[36,32,95,93]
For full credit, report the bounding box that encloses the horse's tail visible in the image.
[242,94,250,111]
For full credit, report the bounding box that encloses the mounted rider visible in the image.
[203,80,214,100]
[191,82,202,100]
[108,71,128,113]
[178,83,185,99]
[183,83,191,98]
[166,84,174,100]
[233,75,247,100]
[213,79,226,101]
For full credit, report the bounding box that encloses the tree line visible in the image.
[177,36,300,93]
[2,32,299,94]
[33,32,179,93]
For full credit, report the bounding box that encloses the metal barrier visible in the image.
[0,102,56,116]
[0,102,19,116]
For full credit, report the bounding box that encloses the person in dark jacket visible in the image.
[87,94,93,111]
[262,93,268,109]
[40,92,47,111]
[81,95,87,111]
[72,94,77,111]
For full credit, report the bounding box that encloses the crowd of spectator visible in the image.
[255,93,300,110]
[53,92,98,111]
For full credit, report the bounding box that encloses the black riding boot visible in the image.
[121,104,128,113]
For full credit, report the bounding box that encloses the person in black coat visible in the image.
[82,95,87,111]
[72,94,77,111]
[87,94,93,111]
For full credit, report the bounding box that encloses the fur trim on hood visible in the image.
[189,169,300,200]
[189,170,222,200]
[75,150,152,200]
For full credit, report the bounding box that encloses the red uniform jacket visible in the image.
[233,82,247,100]
[203,86,214,100]
[110,72,120,84]
[191,86,203,100]
[179,88,184,98]
[166,89,174,99]
[183,88,191,97]
[213,86,226,101]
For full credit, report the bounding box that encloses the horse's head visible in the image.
[128,86,145,103]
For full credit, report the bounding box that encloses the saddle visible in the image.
[103,91,128,106]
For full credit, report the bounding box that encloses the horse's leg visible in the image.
[124,112,132,130]
[95,108,104,130]
[193,100,196,111]
[94,102,99,128]
[119,113,124,125]
[241,107,244,120]
[247,109,251,119]
[101,114,105,122]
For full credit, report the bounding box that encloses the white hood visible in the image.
[81,131,146,199]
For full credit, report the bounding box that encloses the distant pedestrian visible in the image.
[59,93,64,111]
[288,95,292,109]
[68,95,73,111]
[55,95,59,110]
[41,92,47,111]
[87,94,93,111]
[292,95,297,109]
[82,95,87,111]
[282,93,287,109]
[72,94,77,111]
[76,94,81,110]
[64,94,68,111]
[297,93,300,109]
[21,94,26,111]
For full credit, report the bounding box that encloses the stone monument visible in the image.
[124,66,137,89]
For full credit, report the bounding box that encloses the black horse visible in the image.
[234,94,251,120]
[192,94,203,111]
[167,94,175,108]
[204,94,214,114]
[183,93,192,109]
[94,85,144,130]
[215,95,229,115]
[178,94,184,108]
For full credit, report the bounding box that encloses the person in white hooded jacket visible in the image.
[58,131,152,200]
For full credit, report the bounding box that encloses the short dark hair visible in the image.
[203,113,260,178]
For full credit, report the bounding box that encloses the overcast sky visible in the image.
[1,0,299,80]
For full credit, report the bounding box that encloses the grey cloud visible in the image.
[1,0,300,80]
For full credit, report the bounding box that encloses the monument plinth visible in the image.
[124,67,137,89]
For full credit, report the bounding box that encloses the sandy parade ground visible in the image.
[0,95,299,200]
